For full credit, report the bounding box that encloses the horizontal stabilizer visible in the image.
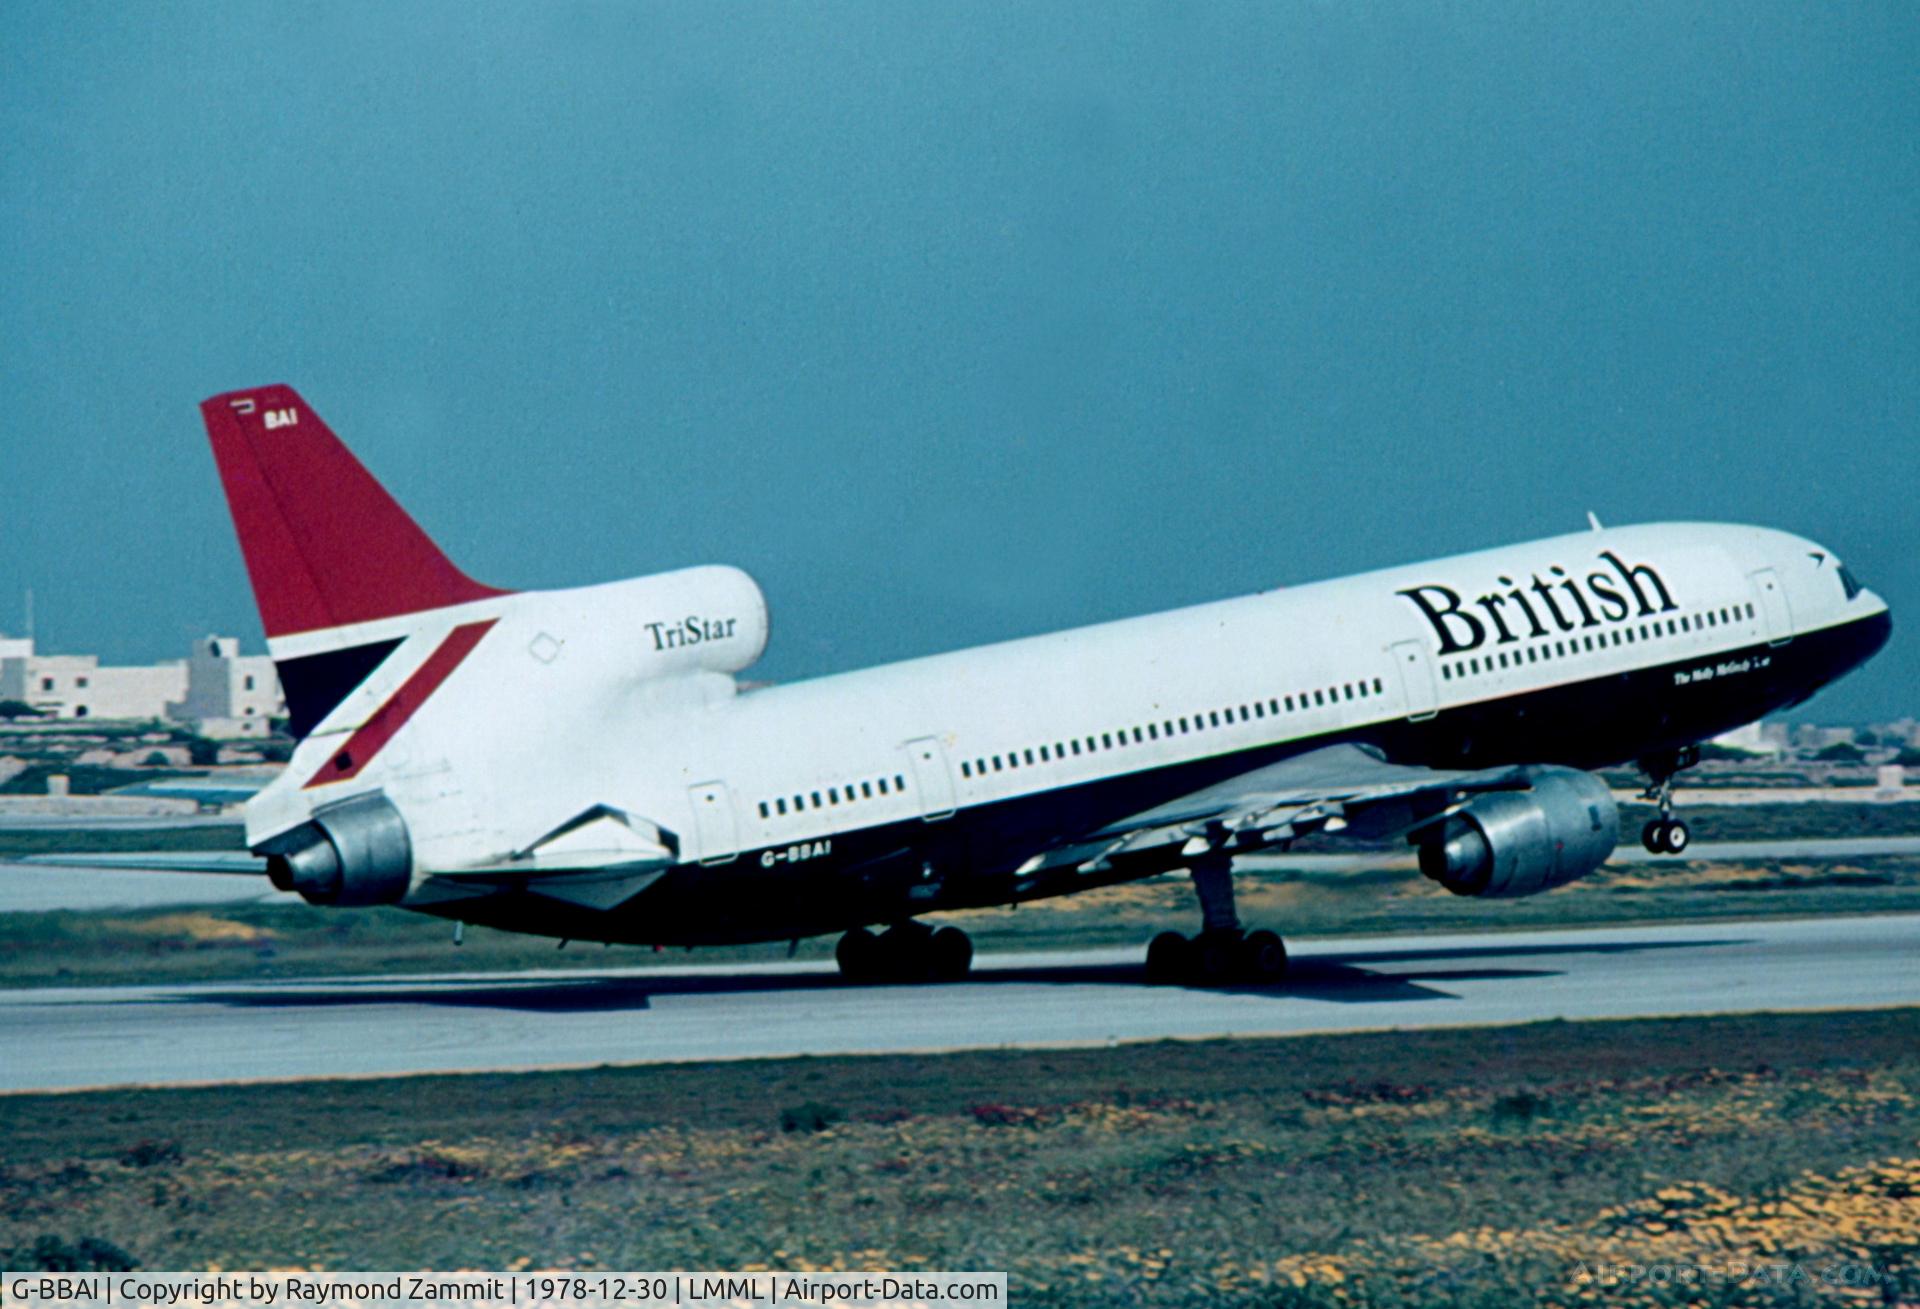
[21,852,269,876]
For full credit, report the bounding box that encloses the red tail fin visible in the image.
[201,385,509,638]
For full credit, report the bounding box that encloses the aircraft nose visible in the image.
[1861,602,1892,658]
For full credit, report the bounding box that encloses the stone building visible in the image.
[0,633,283,737]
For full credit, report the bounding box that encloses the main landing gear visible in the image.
[835,920,973,984]
[1144,851,1290,986]
[1638,745,1699,855]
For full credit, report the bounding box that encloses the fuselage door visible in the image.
[903,737,958,821]
[1389,639,1439,721]
[1748,568,1794,647]
[687,780,738,865]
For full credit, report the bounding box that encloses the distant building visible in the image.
[1791,723,1857,751]
[1881,718,1920,748]
[1711,721,1786,755]
[167,636,283,738]
[0,632,283,737]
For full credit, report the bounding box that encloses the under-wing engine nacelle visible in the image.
[1415,767,1618,898]
[260,791,413,907]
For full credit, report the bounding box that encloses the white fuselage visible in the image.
[243,519,1888,939]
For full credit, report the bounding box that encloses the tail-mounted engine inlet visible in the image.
[259,791,413,907]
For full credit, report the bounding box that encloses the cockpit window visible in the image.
[1837,563,1864,601]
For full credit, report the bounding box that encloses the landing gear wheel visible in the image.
[835,927,882,982]
[1195,931,1242,985]
[928,926,973,981]
[1145,931,1192,984]
[1641,819,1668,854]
[1239,929,1289,982]
[1638,747,1700,859]
[878,922,935,982]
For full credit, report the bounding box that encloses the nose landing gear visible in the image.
[1638,746,1699,855]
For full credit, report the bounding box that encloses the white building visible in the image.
[1710,720,1788,755]
[167,636,283,738]
[0,633,283,737]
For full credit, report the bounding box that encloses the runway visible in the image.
[5,835,1915,913]
[2,913,1915,1093]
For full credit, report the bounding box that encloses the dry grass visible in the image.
[2,1010,1916,1304]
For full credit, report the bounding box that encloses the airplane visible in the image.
[182,384,1891,984]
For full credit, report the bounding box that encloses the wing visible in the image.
[1013,742,1529,876]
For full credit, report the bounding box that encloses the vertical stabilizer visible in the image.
[200,384,509,640]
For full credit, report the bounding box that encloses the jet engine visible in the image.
[260,791,413,907]
[1415,767,1618,898]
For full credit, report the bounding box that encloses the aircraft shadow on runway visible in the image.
[137,934,1749,1014]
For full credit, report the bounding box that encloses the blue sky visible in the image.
[1,3,1913,719]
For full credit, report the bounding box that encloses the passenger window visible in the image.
[829,787,840,803]
[1313,690,1325,706]
[877,778,889,795]
[776,798,788,815]
[758,802,770,818]
[862,782,874,798]
[1253,703,1265,719]
[1039,745,1051,762]
[1070,740,1081,756]
[959,763,971,779]
[896,774,907,790]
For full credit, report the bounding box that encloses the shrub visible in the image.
[967,1103,1048,1128]
[366,1151,487,1183]
[1491,1091,1549,1123]
[0,1234,139,1270]
[118,1139,183,1168]
[779,1101,844,1133]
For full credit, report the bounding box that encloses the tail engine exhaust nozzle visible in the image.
[258,791,413,907]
